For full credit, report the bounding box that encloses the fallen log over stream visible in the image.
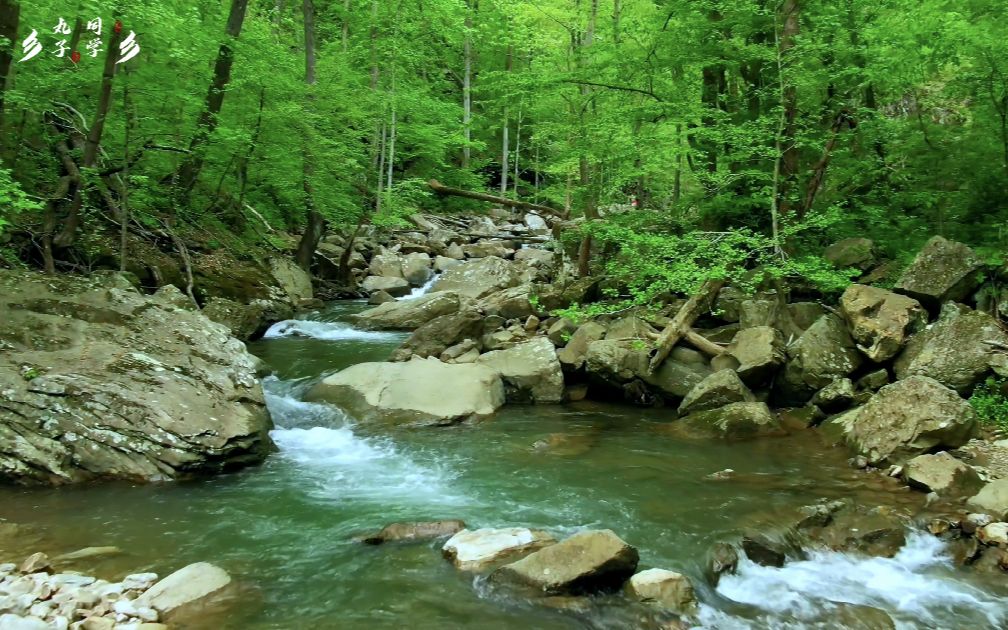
[428,179,567,219]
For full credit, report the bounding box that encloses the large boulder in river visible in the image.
[443,528,555,572]
[894,306,1008,394]
[134,562,231,617]
[677,370,755,415]
[390,307,484,361]
[202,296,265,340]
[432,256,519,299]
[305,358,504,426]
[351,291,460,330]
[681,402,783,439]
[626,569,698,615]
[894,236,985,308]
[493,529,639,595]
[727,326,784,386]
[476,338,564,404]
[840,284,927,362]
[585,339,708,401]
[778,315,863,403]
[0,271,273,485]
[361,275,411,297]
[842,376,978,465]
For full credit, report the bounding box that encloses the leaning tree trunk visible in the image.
[176,0,249,197]
[53,24,123,247]
[778,0,801,218]
[295,0,324,272]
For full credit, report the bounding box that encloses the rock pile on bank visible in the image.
[0,552,232,629]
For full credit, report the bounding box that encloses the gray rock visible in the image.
[894,307,1008,394]
[367,290,395,305]
[811,378,855,413]
[477,286,535,320]
[306,358,505,426]
[625,569,697,614]
[904,452,984,496]
[434,255,462,273]
[368,252,405,278]
[134,562,231,616]
[840,284,927,362]
[493,530,639,595]
[779,315,863,403]
[463,241,513,259]
[443,528,555,572]
[390,308,484,360]
[0,271,272,485]
[440,339,479,362]
[682,402,784,439]
[513,248,554,266]
[604,316,658,341]
[476,338,565,404]
[727,326,784,386]
[824,238,878,271]
[678,370,756,415]
[547,318,577,347]
[843,376,978,465]
[432,257,519,299]
[894,236,985,308]
[361,520,466,545]
[268,257,313,303]
[361,275,411,297]
[558,322,608,371]
[351,291,460,330]
[856,369,889,391]
[201,297,264,340]
[401,253,433,286]
[967,479,1008,520]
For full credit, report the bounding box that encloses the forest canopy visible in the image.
[0,0,1006,280]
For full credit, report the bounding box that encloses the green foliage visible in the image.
[0,167,42,238]
[969,377,1008,432]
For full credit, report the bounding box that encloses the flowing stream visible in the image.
[2,300,1007,629]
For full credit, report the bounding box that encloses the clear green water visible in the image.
[2,301,1006,629]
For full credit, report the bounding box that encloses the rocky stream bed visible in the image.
[2,209,1008,628]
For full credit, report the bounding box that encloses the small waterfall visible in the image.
[397,273,441,300]
[263,319,402,341]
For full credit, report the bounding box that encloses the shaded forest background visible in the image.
[1,0,1006,287]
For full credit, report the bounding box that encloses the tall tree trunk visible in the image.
[462,0,473,168]
[120,69,132,272]
[54,24,123,247]
[295,0,324,272]
[176,0,249,197]
[237,86,265,209]
[0,0,19,133]
[500,39,512,196]
[576,0,598,278]
[778,0,801,217]
[612,0,621,44]
[513,103,522,197]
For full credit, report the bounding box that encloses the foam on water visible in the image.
[263,319,402,341]
[704,531,1008,629]
[263,379,466,506]
[397,273,440,300]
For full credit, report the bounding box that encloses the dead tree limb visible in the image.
[428,179,567,219]
[647,278,725,373]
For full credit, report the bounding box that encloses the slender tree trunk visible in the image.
[375,120,387,214]
[237,86,265,209]
[500,39,512,195]
[0,0,19,133]
[54,24,123,247]
[120,70,131,272]
[176,0,249,196]
[462,0,473,169]
[513,103,522,197]
[342,0,350,52]
[612,0,621,44]
[295,0,324,272]
[778,0,801,218]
